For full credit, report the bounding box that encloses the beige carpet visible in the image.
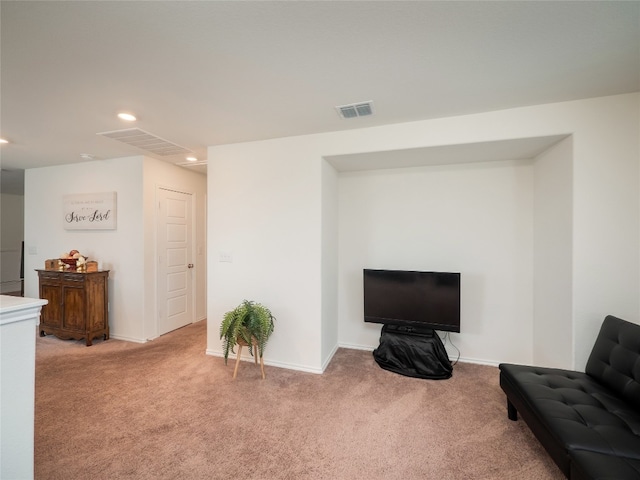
[35,320,563,480]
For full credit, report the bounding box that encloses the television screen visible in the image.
[363,269,460,333]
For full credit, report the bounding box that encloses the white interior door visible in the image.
[157,187,194,336]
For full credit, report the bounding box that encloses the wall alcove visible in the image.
[323,134,573,369]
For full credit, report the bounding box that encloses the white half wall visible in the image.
[207,93,639,372]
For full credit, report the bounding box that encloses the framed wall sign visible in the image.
[63,192,117,230]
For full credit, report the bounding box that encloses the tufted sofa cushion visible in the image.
[586,315,640,406]
[570,450,640,480]
[500,364,640,459]
[499,315,640,478]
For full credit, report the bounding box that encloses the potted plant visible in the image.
[220,299,275,364]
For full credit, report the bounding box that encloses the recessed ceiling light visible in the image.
[186,156,198,162]
[80,153,95,160]
[117,112,137,121]
[0,138,9,144]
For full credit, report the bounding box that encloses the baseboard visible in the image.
[321,343,340,372]
[456,356,500,367]
[338,342,375,352]
[206,349,324,374]
[109,334,148,344]
[205,346,500,373]
[338,339,501,367]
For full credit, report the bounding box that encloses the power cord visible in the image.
[443,332,461,366]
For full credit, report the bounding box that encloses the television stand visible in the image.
[382,324,435,337]
[373,324,453,380]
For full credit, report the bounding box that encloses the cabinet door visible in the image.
[62,286,85,331]
[40,284,62,328]
[86,276,107,330]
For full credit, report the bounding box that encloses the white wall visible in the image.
[25,156,146,341]
[207,93,639,372]
[207,137,324,372]
[570,98,640,368]
[142,157,207,340]
[533,137,573,367]
[321,159,339,368]
[337,160,534,364]
[25,155,207,343]
[0,193,24,293]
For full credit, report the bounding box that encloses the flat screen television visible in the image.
[363,269,461,333]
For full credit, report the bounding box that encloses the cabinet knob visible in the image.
[188,264,194,269]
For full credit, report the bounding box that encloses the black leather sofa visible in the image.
[499,315,640,479]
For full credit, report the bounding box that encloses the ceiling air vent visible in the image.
[97,128,192,157]
[336,101,374,119]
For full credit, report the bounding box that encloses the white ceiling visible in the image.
[1,1,638,190]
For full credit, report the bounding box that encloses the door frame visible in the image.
[154,184,197,338]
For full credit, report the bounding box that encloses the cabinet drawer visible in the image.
[63,273,86,284]
[39,271,61,281]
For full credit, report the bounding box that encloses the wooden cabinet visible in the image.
[37,269,109,346]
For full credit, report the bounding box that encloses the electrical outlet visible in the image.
[219,251,233,263]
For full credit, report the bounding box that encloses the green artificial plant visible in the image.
[220,300,275,364]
